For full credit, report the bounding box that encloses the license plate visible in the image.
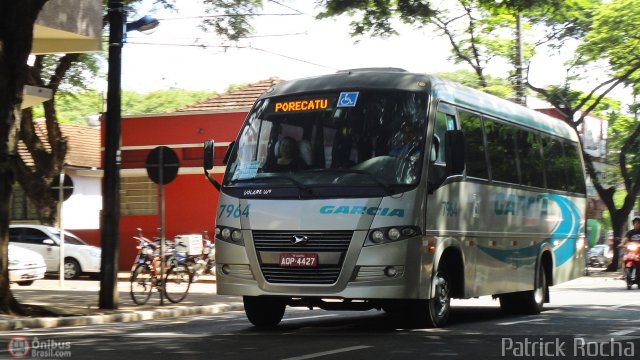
[279,253,318,267]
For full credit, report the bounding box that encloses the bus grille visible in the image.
[252,230,353,284]
[259,266,343,284]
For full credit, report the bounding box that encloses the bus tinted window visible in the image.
[564,141,586,194]
[541,135,568,192]
[515,129,545,188]
[484,118,519,184]
[459,110,488,179]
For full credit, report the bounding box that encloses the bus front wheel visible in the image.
[243,296,286,329]
[427,269,451,327]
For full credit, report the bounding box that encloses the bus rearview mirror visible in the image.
[445,130,465,175]
[203,140,215,170]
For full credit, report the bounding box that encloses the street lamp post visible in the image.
[99,0,158,309]
[99,0,124,310]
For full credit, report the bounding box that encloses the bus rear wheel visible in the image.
[500,262,546,315]
[243,296,286,329]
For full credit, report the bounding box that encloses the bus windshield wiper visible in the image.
[231,175,312,195]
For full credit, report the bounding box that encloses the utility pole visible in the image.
[99,0,124,309]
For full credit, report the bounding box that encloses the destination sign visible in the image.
[274,99,329,112]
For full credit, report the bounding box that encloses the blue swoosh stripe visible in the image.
[549,194,581,265]
[477,194,581,267]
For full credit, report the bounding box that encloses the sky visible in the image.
[113,0,570,95]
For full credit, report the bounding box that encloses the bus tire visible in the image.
[500,261,546,315]
[243,296,286,329]
[427,269,451,327]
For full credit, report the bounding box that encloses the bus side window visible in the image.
[458,110,488,180]
[429,111,456,191]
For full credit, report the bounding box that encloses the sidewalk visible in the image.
[0,268,625,332]
[0,272,243,331]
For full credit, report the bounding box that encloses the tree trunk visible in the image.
[0,153,24,315]
[607,214,628,272]
[0,0,48,314]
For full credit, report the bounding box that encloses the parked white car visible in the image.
[9,225,101,280]
[8,244,46,286]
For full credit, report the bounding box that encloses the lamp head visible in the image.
[126,15,159,33]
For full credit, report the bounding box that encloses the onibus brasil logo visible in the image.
[7,336,72,358]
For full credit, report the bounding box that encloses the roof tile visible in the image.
[176,77,283,113]
[18,121,100,169]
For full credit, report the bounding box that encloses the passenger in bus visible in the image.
[266,136,308,172]
[389,122,419,158]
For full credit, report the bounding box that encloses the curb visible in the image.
[0,303,244,332]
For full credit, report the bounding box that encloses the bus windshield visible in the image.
[223,90,428,196]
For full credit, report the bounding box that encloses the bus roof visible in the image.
[260,68,578,141]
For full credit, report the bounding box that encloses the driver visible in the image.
[621,217,640,247]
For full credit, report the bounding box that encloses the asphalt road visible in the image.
[1,273,639,360]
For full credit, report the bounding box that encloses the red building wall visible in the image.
[101,111,245,270]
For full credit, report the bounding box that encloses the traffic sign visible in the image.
[50,174,74,201]
[145,146,180,185]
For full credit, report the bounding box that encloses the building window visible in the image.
[10,184,40,221]
[120,176,157,216]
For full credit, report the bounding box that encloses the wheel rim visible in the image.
[164,266,192,303]
[64,261,78,279]
[534,272,545,305]
[433,272,450,319]
[130,265,153,305]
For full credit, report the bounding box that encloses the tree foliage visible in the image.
[437,69,515,99]
[31,89,216,124]
[200,0,262,41]
[121,89,216,115]
[577,0,640,92]
[525,0,640,270]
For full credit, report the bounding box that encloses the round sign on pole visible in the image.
[50,174,74,201]
[145,146,180,185]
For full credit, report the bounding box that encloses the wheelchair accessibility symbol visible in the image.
[337,92,359,107]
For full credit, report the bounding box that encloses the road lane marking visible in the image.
[281,314,338,322]
[281,345,372,360]
[609,329,638,336]
[611,301,640,309]
[497,318,546,326]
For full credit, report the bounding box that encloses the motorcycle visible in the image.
[131,227,158,269]
[623,241,640,290]
[587,244,612,268]
[183,231,216,279]
[131,227,183,272]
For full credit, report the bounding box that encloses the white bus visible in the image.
[203,68,587,328]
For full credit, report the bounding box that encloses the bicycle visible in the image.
[129,228,193,305]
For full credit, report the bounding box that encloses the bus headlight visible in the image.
[370,230,385,243]
[216,226,245,246]
[231,229,243,242]
[366,226,421,246]
[387,228,401,241]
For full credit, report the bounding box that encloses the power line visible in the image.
[155,13,301,21]
[124,41,338,71]
[267,0,305,15]
[248,46,338,71]
[124,31,307,42]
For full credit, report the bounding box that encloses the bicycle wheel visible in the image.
[164,264,192,303]
[130,264,154,305]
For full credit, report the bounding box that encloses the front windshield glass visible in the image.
[50,228,88,246]
[224,90,428,197]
